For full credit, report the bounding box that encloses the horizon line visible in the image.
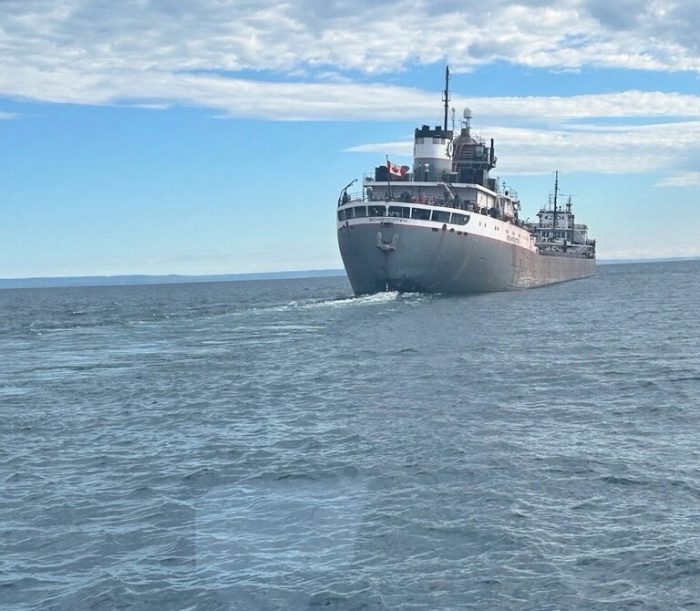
[1,257,699,289]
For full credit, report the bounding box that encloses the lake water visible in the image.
[2,260,700,609]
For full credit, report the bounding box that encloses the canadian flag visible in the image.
[387,161,406,177]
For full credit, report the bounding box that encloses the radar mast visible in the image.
[442,66,450,131]
[553,170,559,229]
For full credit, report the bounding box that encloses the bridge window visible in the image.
[411,207,431,220]
[353,205,367,218]
[388,205,410,218]
[450,213,470,225]
[343,207,354,219]
[368,205,386,216]
[431,210,451,223]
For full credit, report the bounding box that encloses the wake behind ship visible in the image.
[336,68,596,295]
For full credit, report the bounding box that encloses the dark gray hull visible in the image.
[338,222,595,295]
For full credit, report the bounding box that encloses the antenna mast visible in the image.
[442,66,450,131]
[553,170,559,229]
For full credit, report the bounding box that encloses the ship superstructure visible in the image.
[336,68,595,295]
[532,173,595,259]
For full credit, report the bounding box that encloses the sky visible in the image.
[1,0,700,278]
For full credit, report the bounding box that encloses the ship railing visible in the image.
[367,190,493,212]
[366,191,472,209]
[344,188,533,227]
[356,191,537,226]
[337,191,364,206]
[536,246,594,258]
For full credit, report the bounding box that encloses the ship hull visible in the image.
[338,222,595,295]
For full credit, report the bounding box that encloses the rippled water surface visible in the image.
[2,261,700,609]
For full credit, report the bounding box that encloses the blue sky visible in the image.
[1,0,700,277]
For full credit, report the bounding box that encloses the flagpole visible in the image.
[386,155,392,200]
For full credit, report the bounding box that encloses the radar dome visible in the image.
[463,107,472,120]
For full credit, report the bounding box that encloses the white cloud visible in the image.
[344,141,414,157]
[600,246,700,260]
[492,121,700,175]
[2,0,700,115]
[2,1,700,179]
[346,115,700,177]
[655,171,700,187]
[462,92,700,122]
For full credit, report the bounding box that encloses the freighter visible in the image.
[336,68,596,295]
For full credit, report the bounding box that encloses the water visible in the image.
[2,261,700,610]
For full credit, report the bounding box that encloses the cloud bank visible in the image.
[2,0,700,112]
[2,0,699,181]
[346,117,700,179]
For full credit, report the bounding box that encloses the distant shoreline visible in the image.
[0,269,347,289]
[1,258,698,289]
